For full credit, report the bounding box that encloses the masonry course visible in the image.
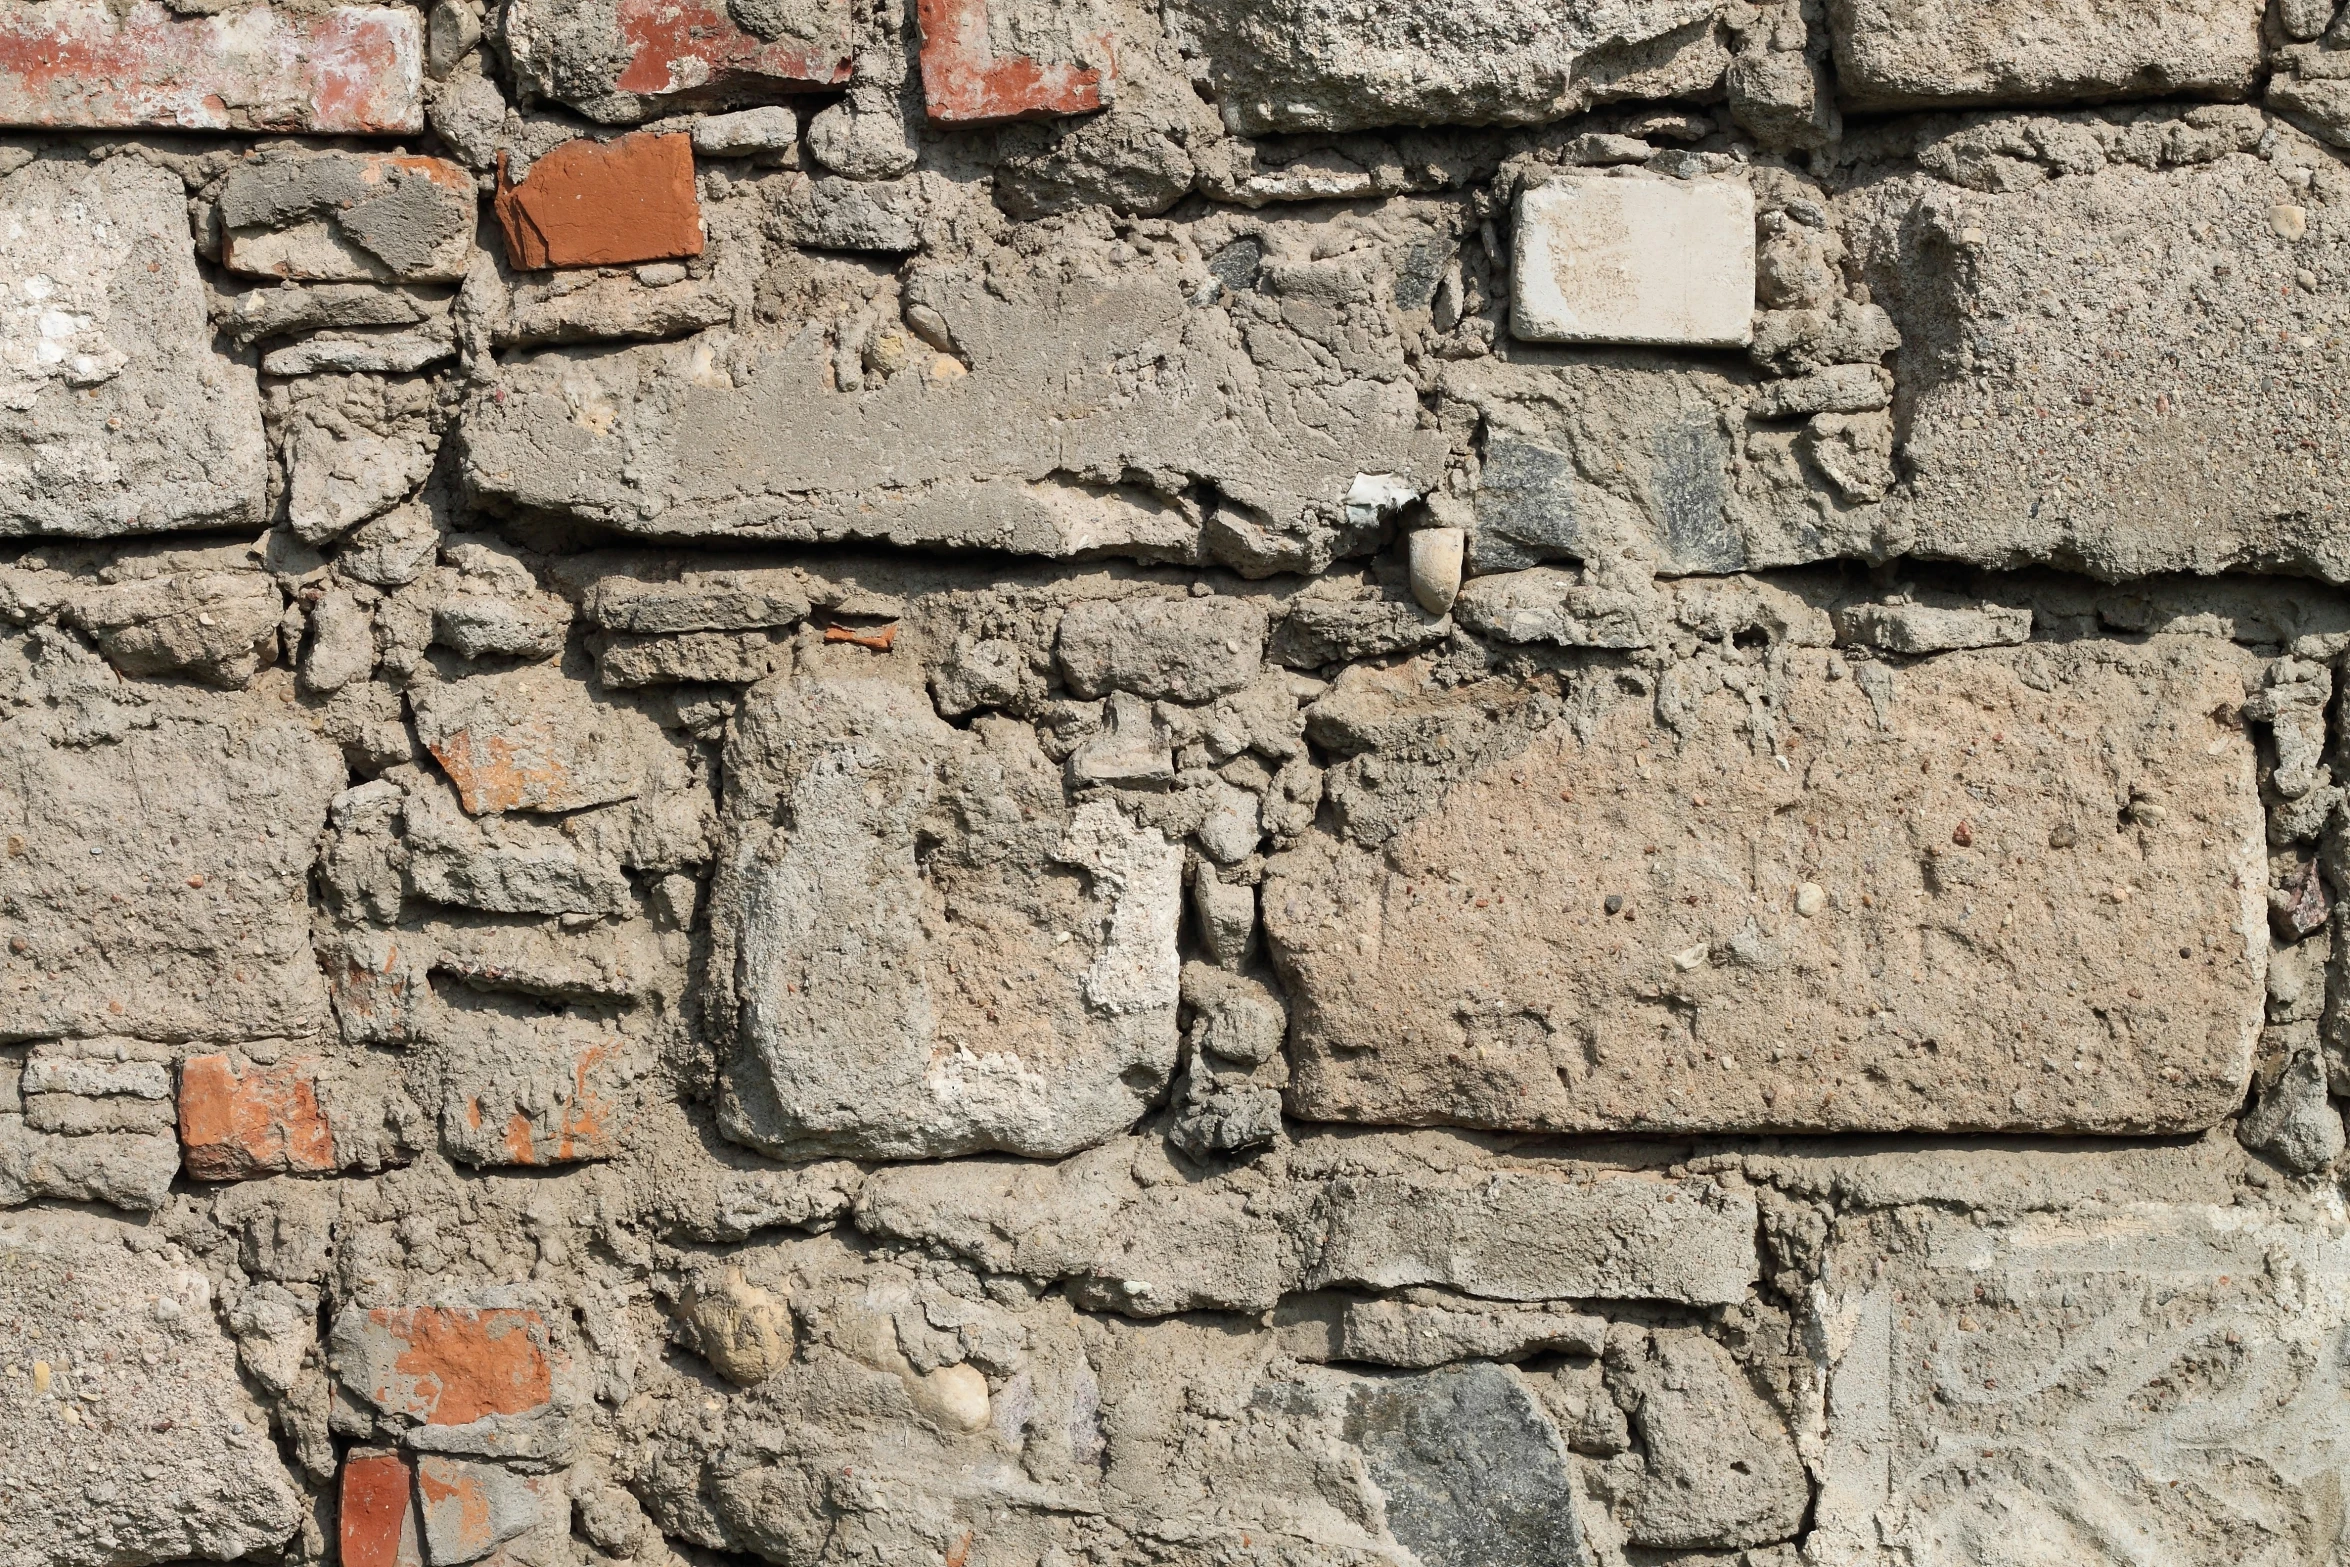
[0,2,2347,1565]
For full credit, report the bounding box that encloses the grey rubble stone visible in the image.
[339,504,442,589]
[1055,595,1268,701]
[853,1141,1293,1314]
[712,665,1183,1161]
[0,1211,304,1567]
[410,662,678,815]
[401,774,638,917]
[1267,638,2266,1135]
[1832,598,2032,652]
[287,416,438,546]
[1620,1331,1808,1548]
[1452,567,1658,648]
[0,158,266,537]
[1339,1298,1607,1368]
[1343,1363,1595,1567]
[219,282,442,345]
[0,664,343,1045]
[1748,362,1889,417]
[1166,0,1725,133]
[463,252,1432,563]
[1306,1173,1759,1305]
[262,325,457,378]
[1851,137,2350,581]
[1809,1197,2350,1565]
[63,569,284,688]
[581,570,812,633]
[693,105,802,156]
[1828,0,2264,109]
[2238,1045,2345,1172]
[596,628,787,687]
[218,152,476,283]
[1270,592,1451,669]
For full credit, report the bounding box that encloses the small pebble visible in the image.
[1604,894,1624,915]
[1795,882,1826,917]
[1671,943,1708,971]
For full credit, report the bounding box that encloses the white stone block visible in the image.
[1511,175,1755,349]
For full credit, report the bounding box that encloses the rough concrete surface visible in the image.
[0,4,2348,1566]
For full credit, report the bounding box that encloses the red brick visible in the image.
[339,1450,422,1567]
[343,1306,556,1425]
[917,0,1110,125]
[177,1052,336,1182]
[456,1044,621,1167]
[494,133,704,271]
[0,1,423,134]
[612,0,849,103]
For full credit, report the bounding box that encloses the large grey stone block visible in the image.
[1265,637,2266,1135]
[1829,0,2265,109]
[710,655,1183,1160]
[0,1210,305,1567]
[1853,127,2350,581]
[0,157,266,536]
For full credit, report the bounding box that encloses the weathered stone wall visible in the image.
[0,2,2347,1564]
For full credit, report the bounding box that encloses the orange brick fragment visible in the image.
[823,622,900,651]
[178,1052,336,1182]
[917,0,1109,125]
[494,133,704,271]
[339,1450,421,1567]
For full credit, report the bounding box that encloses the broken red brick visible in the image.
[0,0,424,134]
[494,134,704,271]
[177,1052,336,1182]
[917,0,1110,125]
[460,1044,619,1167]
[339,1449,422,1567]
[823,622,900,651]
[612,0,849,103]
[348,1306,555,1424]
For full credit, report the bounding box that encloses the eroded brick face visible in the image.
[0,1,423,133]
[916,0,1110,123]
[492,133,704,270]
[177,1053,337,1182]
[613,0,850,100]
[335,1307,556,1425]
[338,1450,421,1567]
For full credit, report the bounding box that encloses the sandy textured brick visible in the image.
[1809,1192,2350,1563]
[416,1457,563,1565]
[0,1210,305,1567]
[331,1305,557,1425]
[493,133,704,271]
[917,0,1112,124]
[0,157,267,537]
[1829,0,2264,109]
[1266,637,2265,1136]
[0,0,422,133]
[177,1053,337,1182]
[710,659,1183,1160]
[1512,174,1756,348]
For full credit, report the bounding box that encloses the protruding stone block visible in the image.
[1828,0,2264,109]
[1511,174,1755,348]
[1266,638,2266,1136]
[711,663,1183,1160]
[0,1,423,133]
[493,134,704,271]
